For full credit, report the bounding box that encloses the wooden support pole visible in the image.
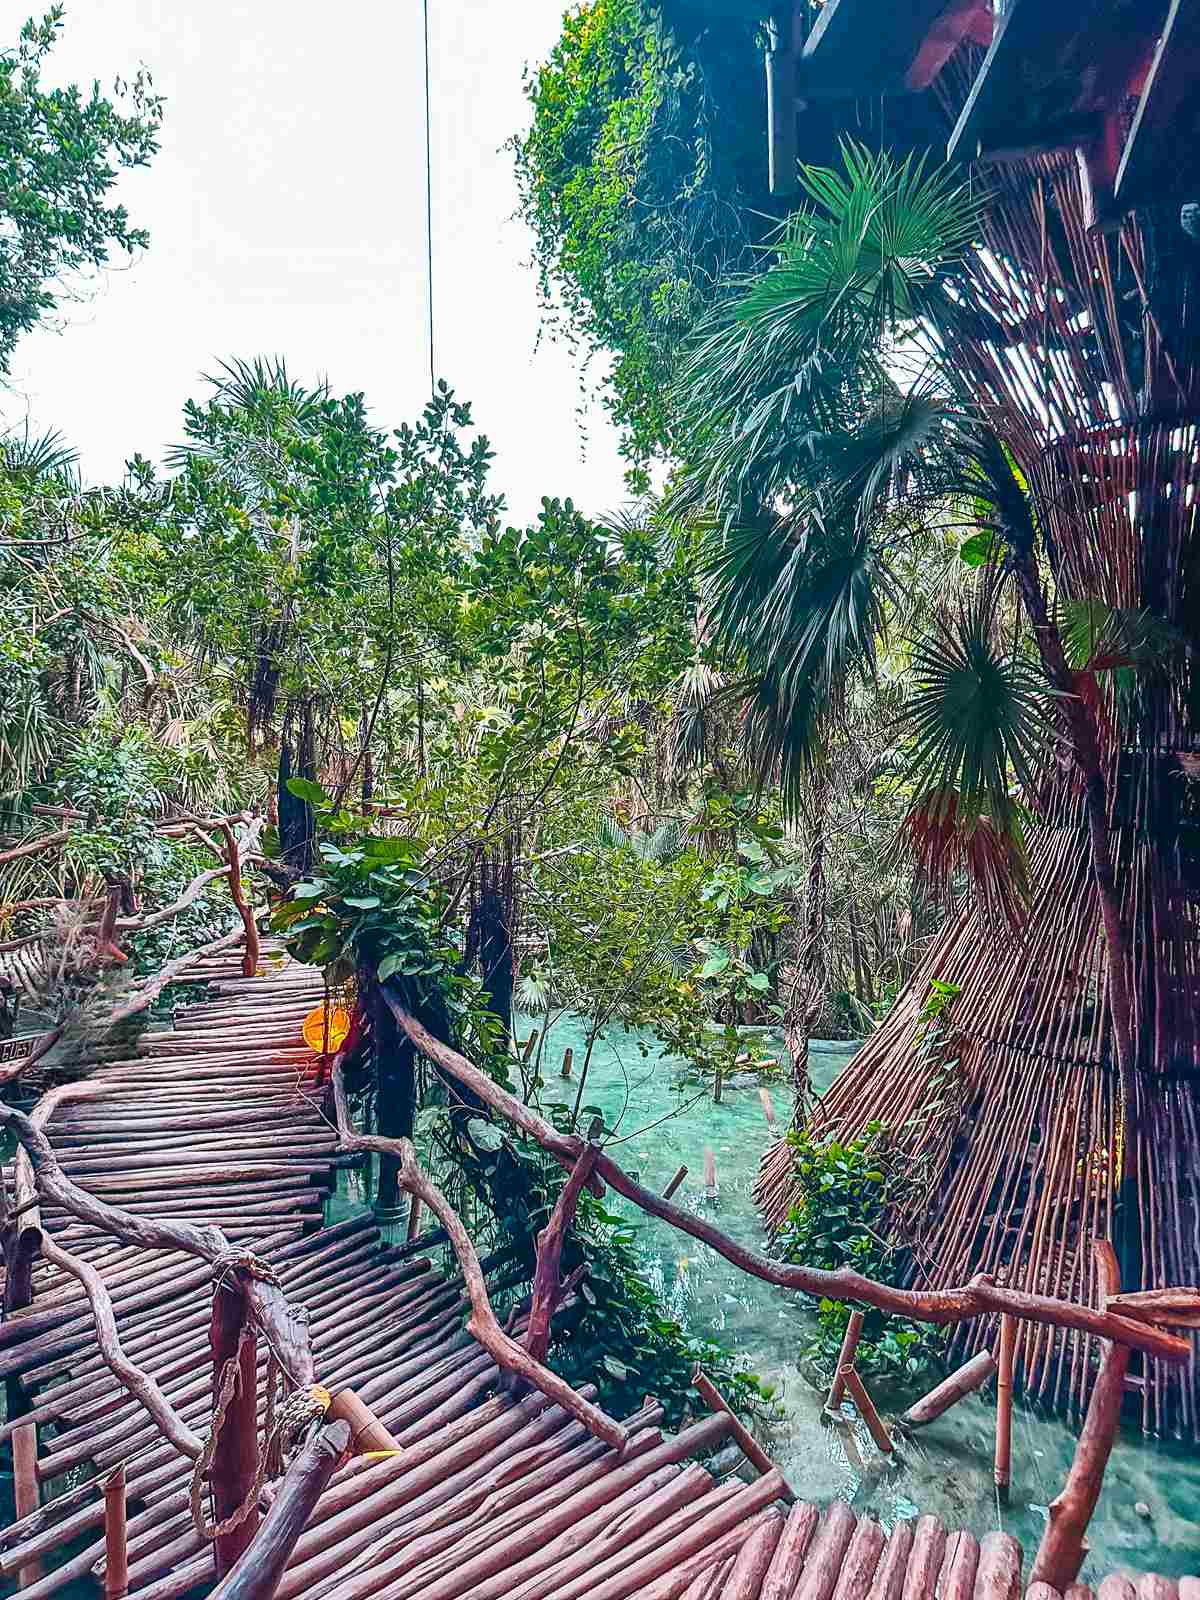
[692,1365,795,1500]
[1031,1244,1129,1591]
[208,1420,350,1600]
[840,1365,894,1454]
[900,1350,998,1430]
[405,1194,423,1243]
[713,1068,723,1104]
[522,1032,539,1064]
[525,1142,599,1364]
[663,1165,688,1201]
[704,1146,717,1199]
[13,1420,42,1588]
[325,1389,400,1456]
[759,1087,776,1129]
[825,1311,864,1413]
[560,1048,573,1080]
[995,1313,1016,1503]
[103,1463,128,1600]
[209,1277,260,1576]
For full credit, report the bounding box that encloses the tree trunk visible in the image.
[369,985,416,1217]
[209,1276,259,1576]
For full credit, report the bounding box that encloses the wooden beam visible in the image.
[1115,0,1200,207]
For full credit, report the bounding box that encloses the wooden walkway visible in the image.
[0,950,1193,1600]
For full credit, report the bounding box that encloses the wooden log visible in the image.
[866,1520,914,1600]
[795,1501,858,1600]
[1065,1585,1095,1600]
[831,1517,886,1600]
[663,1165,688,1200]
[720,1512,784,1598]
[841,1367,893,1454]
[901,1515,946,1600]
[1031,1245,1130,1591]
[705,1146,717,1198]
[325,1390,400,1456]
[760,1501,820,1600]
[208,1420,349,1600]
[826,1312,864,1412]
[560,1048,573,1079]
[974,1532,1023,1600]
[405,1195,423,1242]
[525,1142,599,1364]
[714,1069,723,1105]
[683,1558,734,1600]
[210,1277,260,1576]
[1026,1584,1063,1600]
[692,1365,794,1499]
[995,1314,1016,1503]
[759,1087,776,1128]
[938,1530,981,1600]
[1096,1580,1136,1600]
[13,1422,42,1588]
[900,1351,997,1429]
[103,1465,127,1600]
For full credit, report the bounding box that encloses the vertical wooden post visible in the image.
[104,1463,128,1600]
[560,1047,573,1079]
[663,1165,688,1200]
[994,1313,1016,1503]
[1031,1244,1129,1590]
[759,1086,776,1128]
[841,1366,894,1454]
[704,1146,717,1198]
[406,1193,423,1242]
[826,1310,864,1412]
[209,1273,259,1576]
[713,1068,723,1104]
[13,1421,42,1588]
[525,1143,599,1364]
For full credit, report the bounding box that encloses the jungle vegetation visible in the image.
[10,0,1193,1412]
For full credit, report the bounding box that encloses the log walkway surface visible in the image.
[0,948,1195,1600]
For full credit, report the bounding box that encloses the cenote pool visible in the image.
[519,1015,1200,1581]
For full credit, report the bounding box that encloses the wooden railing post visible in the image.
[12,1420,42,1588]
[1031,1243,1129,1590]
[994,1313,1016,1503]
[525,1134,600,1365]
[103,1463,128,1600]
[210,1273,260,1576]
[208,1420,350,1600]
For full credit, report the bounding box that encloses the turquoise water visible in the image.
[525,1015,1200,1581]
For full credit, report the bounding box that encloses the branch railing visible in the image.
[378,988,1200,1590]
[382,996,1197,1367]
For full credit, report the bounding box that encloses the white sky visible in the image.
[2,1,631,524]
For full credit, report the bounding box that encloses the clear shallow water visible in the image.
[526,1015,1200,1581]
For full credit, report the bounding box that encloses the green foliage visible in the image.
[512,0,776,477]
[555,1189,775,1427]
[778,1122,942,1383]
[0,8,163,371]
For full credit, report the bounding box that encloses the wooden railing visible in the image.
[378,989,1200,1593]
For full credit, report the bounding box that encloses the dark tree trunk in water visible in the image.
[470,886,514,1047]
[369,984,416,1218]
[277,703,317,874]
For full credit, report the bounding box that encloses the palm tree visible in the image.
[672,144,1156,1156]
[671,141,1200,1432]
